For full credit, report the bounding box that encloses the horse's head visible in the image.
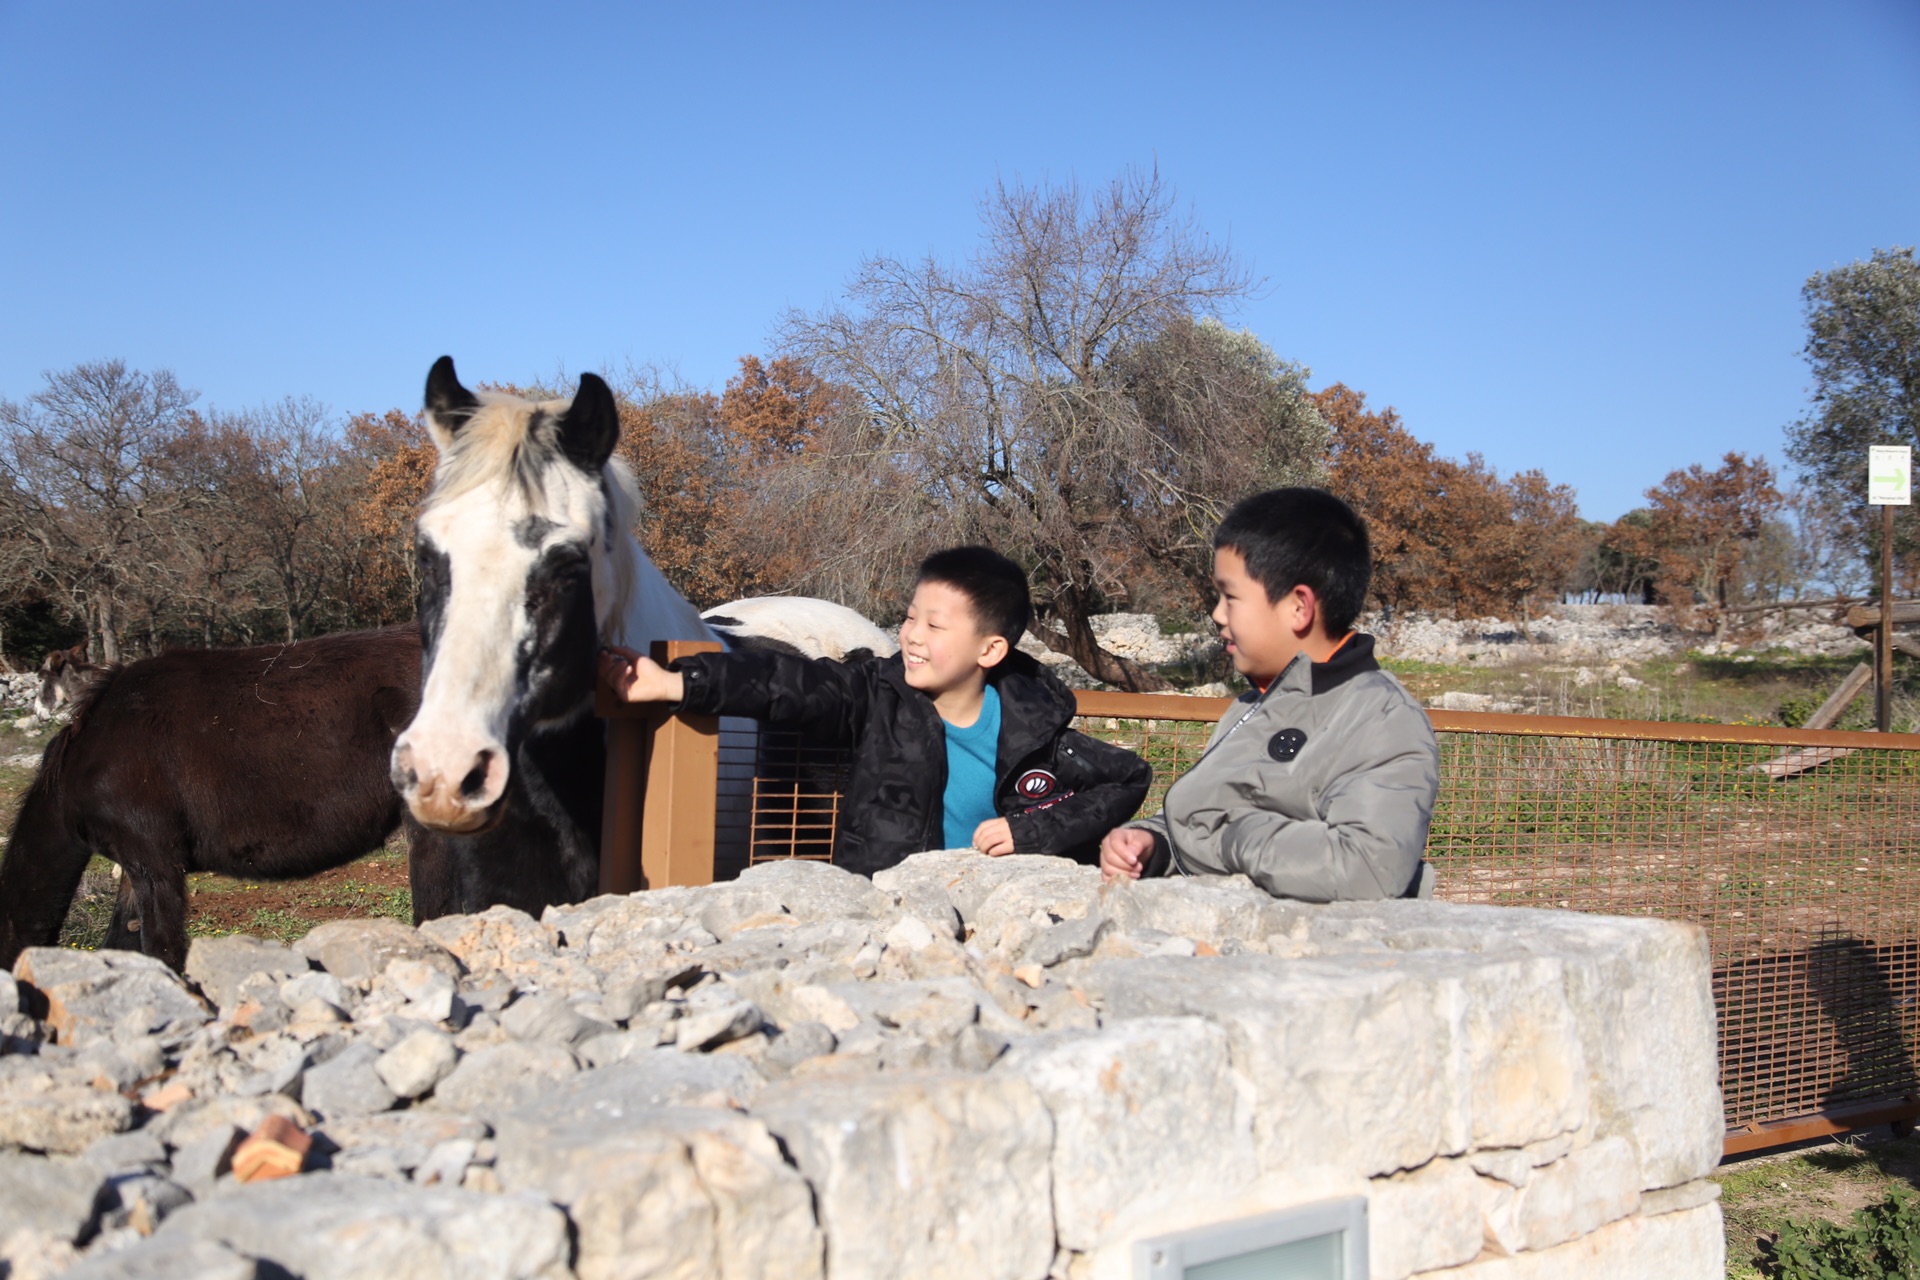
[391,357,624,834]
[32,645,91,721]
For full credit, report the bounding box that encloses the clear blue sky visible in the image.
[3,1,1915,520]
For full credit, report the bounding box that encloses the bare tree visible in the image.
[0,361,198,661]
[782,170,1325,689]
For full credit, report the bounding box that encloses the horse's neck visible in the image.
[611,538,719,652]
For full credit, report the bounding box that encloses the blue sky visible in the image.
[2,1,1915,520]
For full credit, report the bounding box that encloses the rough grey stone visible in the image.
[59,1235,260,1280]
[421,905,599,999]
[1077,954,1470,1177]
[81,1128,169,1176]
[300,1041,396,1119]
[1099,874,1272,944]
[97,1172,193,1236]
[0,971,18,1017]
[499,993,615,1049]
[763,1021,837,1074]
[168,1123,242,1197]
[1027,912,1112,967]
[753,1070,1055,1280]
[0,1083,134,1154]
[316,1111,489,1178]
[498,1050,766,1124]
[294,918,460,985]
[13,948,209,1050]
[0,1151,106,1243]
[673,988,763,1051]
[427,1040,578,1120]
[152,1172,572,1280]
[1483,1135,1642,1253]
[734,857,896,923]
[374,1027,459,1099]
[1366,1156,1488,1280]
[278,969,350,1012]
[498,1103,822,1280]
[184,935,308,1011]
[999,1017,1255,1253]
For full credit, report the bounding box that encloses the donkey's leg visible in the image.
[123,860,192,973]
[103,870,143,952]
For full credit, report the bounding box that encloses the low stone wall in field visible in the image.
[1,853,1725,1280]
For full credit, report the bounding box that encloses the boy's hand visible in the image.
[1100,827,1155,881]
[598,646,685,704]
[972,817,1015,857]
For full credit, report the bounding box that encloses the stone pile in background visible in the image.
[1,853,1725,1279]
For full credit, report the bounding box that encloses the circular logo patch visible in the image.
[1015,768,1057,799]
[1267,728,1308,762]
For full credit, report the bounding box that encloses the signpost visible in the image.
[1868,445,1911,732]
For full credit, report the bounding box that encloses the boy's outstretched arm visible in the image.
[600,647,683,703]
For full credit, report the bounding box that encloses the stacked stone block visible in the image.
[1,852,1724,1278]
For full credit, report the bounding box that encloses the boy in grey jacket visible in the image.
[1100,489,1439,901]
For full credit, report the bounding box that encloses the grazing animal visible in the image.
[393,357,878,915]
[0,626,423,972]
[32,644,99,720]
[702,597,896,663]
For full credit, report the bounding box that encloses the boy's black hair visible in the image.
[1213,488,1372,634]
[915,546,1031,644]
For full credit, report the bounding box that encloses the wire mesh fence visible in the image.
[738,697,1920,1145]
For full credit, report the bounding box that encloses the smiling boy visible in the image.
[602,546,1151,877]
[1099,488,1439,900]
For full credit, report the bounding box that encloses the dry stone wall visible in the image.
[0,853,1725,1279]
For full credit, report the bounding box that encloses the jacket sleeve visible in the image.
[1006,730,1153,860]
[672,651,873,746]
[1215,698,1438,901]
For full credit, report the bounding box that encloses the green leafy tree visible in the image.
[1784,246,1920,571]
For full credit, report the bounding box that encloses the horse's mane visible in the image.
[600,456,642,644]
[424,390,561,508]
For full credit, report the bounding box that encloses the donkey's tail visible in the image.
[0,722,91,970]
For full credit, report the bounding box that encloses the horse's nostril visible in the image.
[460,750,495,799]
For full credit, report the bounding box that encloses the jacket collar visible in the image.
[876,648,1075,762]
[1265,632,1381,698]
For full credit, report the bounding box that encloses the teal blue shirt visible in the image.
[941,684,1001,850]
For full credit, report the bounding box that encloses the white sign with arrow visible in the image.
[1869,445,1911,506]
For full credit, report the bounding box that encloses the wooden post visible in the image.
[596,639,723,894]
[1879,504,1895,733]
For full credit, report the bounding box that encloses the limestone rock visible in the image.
[734,857,896,923]
[60,1235,261,1280]
[151,1172,572,1280]
[300,1041,397,1120]
[421,905,599,998]
[497,1071,813,1280]
[316,1111,489,1179]
[999,1017,1255,1253]
[427,1040,578,1120]
[1077,954,1466,1177]
[754,1070,1055,1280]
[1366,1157,1487,1280]
[375,1027,460,1099]
[0,1082,134,1155]
[0,1151,106,1243]
[81,1129,168,1176]
[1483,1135,1642,1254]
[500,993,616,1049]
[1421,1201,1723,1278]
[294,918,460,985]
[14,948,209,1050]
[1099,875,1272,945]
[184,935,308,1011]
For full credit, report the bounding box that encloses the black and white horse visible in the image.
[392,358,884,915]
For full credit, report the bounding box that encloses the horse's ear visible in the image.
[424,356,480,444]
[558,372,619,472]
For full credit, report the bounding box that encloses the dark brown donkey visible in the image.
[0,625,423,972]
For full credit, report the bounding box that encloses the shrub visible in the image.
[1765,1189,1920,1279]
